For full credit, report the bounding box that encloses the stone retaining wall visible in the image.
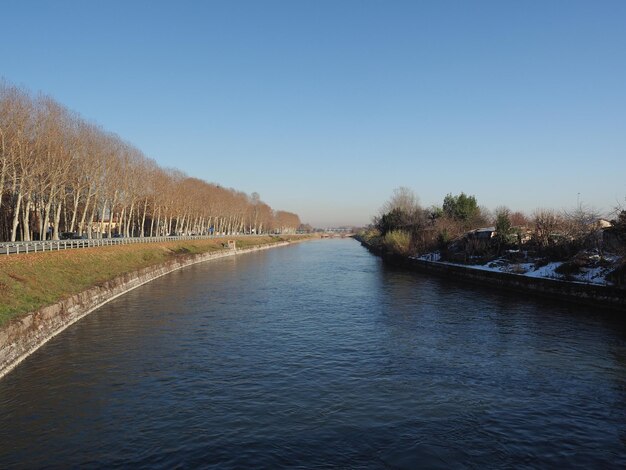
[360,240,626,311]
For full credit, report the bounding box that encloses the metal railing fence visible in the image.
[0,234,267,255]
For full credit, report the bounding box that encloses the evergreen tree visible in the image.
[442,192,479,222]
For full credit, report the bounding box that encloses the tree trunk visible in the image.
[41,198,52,240]
[119,207,126,237]
[52,200,63,240]
[97,199,108,238]
[78,189,94,236]
[10,177,22,242]
[125,201,135,237]
[107,193,118,238]
[140,199,148,237]
[21,196,31,242]
[0,166,5,214]
[0,140,6,213]
[150,205,158,237]
[68,189,81,233]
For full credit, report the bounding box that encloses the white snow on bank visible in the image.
[523,262,562,279]
[413,252,441,262]
[413,253,617,286]
[571,266,611,284]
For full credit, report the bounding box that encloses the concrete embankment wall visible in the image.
[360,240,626,311]
[0,242,289,379]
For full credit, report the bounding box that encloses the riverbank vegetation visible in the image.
[0,81,301,242]
[361,188,626,287]
[0,235,307,326]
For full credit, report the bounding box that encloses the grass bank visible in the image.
[0,235,306,326]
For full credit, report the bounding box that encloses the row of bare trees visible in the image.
[0,82,301,242]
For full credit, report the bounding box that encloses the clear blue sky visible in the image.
[2,0,625,226]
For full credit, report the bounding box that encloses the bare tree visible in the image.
[562,204,601,240]
[532,209,565,247]
[380,186,420,215]
[0,81,302,241]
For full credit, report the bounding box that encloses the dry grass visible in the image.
[382,230,412,256]
[0,235,294,326]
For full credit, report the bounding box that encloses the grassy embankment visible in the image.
[0,235,306,326]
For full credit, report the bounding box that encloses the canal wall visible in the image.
[359,239,626,311]
[0,242,290,379]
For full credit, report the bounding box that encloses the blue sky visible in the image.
[2,1,625,226]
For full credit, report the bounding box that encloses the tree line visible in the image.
[369,187,625,261]
[0,81,301,242]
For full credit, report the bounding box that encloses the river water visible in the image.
[1,239,625,468]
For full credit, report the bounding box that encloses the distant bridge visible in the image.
[320,232,355,239]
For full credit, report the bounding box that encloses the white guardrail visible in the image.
[0,234,261,255]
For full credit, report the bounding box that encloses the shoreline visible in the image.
[358,238,626,311]
[0,241,292,380]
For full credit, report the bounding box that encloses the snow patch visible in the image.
[414,252,617,286]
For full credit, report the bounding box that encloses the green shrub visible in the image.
[360,228,381,243]
[382,230,412,256]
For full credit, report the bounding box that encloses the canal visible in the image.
[1,239,625,468]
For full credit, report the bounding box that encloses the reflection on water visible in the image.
[1,239,625,468]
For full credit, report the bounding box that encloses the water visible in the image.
[1,239,626,468]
